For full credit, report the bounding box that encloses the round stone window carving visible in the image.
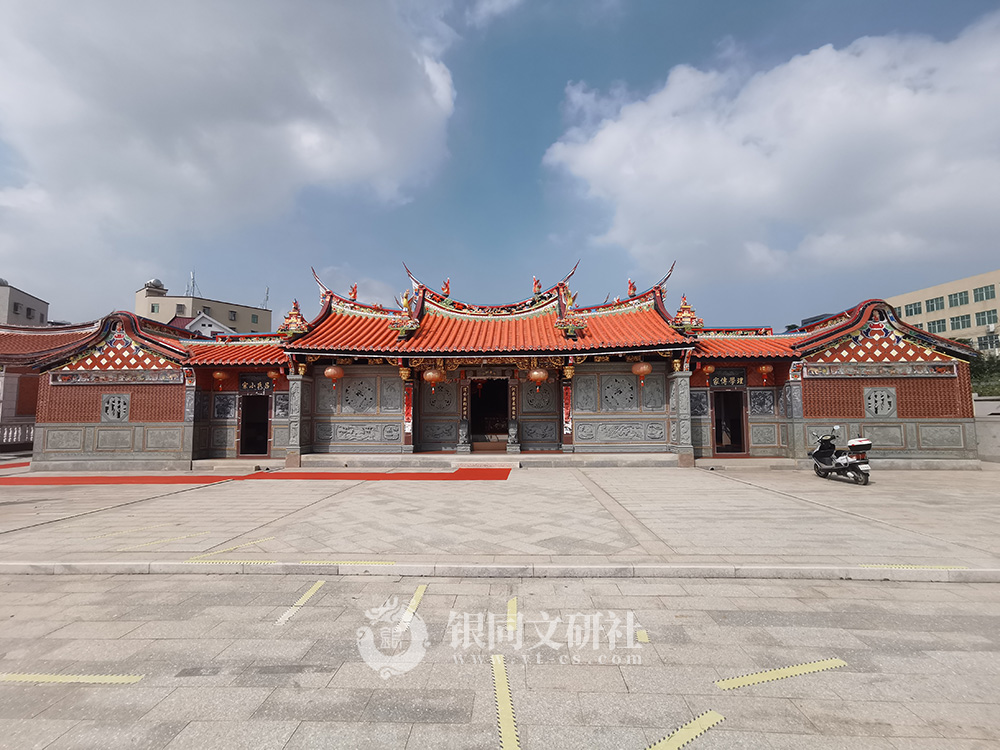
[343,379,376,412]
[524,383,554,411]
[602,375,637,411]
[102,394,130,422]
[865,388,895,417]
[426,384,454,412]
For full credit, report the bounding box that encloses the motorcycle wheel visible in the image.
[852,470,869,486]
[813,465,826,478]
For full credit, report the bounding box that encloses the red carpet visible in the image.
[0,467,511,486]
[0,461,31,469]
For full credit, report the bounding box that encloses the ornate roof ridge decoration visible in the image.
[51,313,191,372]
[671,295,704,333]
[698,327,777,337]
[793,299,976,361]
[277,300,311,335]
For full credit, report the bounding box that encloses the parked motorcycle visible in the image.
[809,426,872,485]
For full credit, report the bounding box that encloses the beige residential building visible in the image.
[0,279,49,327]
[134,279,271,334]
[885,270,999,354]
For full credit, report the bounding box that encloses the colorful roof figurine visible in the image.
[277,300,310,335]
[672,296,704,332]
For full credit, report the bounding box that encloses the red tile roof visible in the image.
[0,323,101,364]
[694,336,804,359]
[291,295,689,354]
[185,342,288,366]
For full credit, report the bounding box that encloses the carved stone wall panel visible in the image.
[211,426,234,448]
[195,426,210,450]
[690,390,709,417]
[381,379,403,413]
[670,421,678,443]
[862,424,904,448]
[302,382,313,416]
[749,389,775,416]
[641,375,666,410]
[691,422,707,446]
[145,428,182,450]
[521,421,558,442]
[645,422,665,440]
[422,422,457,442]
[101,394,130,423]
[213,394,237,420]
[96,428,132,451]
[383,424,402,442]
[421,383,458,414]
[314,379,338,413]
[597,422,644,441]
[272,426,289,447]
[575,423,596,441]
[573,375,598,412]
[289,381,301,418]
[522,382,557,413]
[918,424,964,448]
[195,393,211,420]
[335,424,381,442]
[864,387,897,418]
[601,375,638,412]
[780,424,788,446]
[273,393,289,418]
[679,419,691,445]
[341,378,377,414]
[750,424,778,446]
[314,422,334,442]
[184,391,195,423]
[45,428,84,451]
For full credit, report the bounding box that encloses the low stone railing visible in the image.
[0,423,34,446]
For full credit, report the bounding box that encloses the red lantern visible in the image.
[758,363,774,384]
[266,369,281,382]
[212,370,226,391]
[528,367,548,393]
[631,361,653,386]
[703,364,715,374]
[324,365,344,390]
[422,367,446,393]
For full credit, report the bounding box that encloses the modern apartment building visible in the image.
[134,279,271,334]
[0,279,49,327]
[885,270,1000,355]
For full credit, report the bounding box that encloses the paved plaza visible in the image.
[0,463,998,747]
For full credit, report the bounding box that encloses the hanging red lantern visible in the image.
[266,369,281,382]
[422,367,446,393]
[212,370,226,391]
[703,364,715,374]
[528,367,548,393]
[758,363,774,384]
[324,365,344,390]
[631,361,653,386]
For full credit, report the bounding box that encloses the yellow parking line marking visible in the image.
[276,580,325,625]
[506,597,517,633]
[0,672,144,685]
[858,564,969,570]
[395,584,428,634]
[636,629,650,643]
[116,532,209,551]
[87,523,172,540]
[183,560,277,565]
[187,537,274,561]
[646,710,724,749]
[715,658,846,691]
[491,654,520,750]
[299,560,396,565]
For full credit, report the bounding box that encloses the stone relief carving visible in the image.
[45,429,83,451]
[523,382,556,412]
[573,375,598,412]
[918,424,964,448]
[315,379,337,413]
[335,424,381,442]
[596,423,644,441]
[750,424,778,445]
[184,391,195,423]
[423,422,457,442]
[423,383,457,413]
[522,422,557,441]
[602,375,638,411]
[508,420,519,444]
[641,376,666,410]
[749,390,775,416]
[576,423,596,440]
[211,427,232,448]
[273,393,289,419]
[342,378,376,413]
[302,383,313,416]
[381,379,403,413]
[96,429,132,450]
[289,381,301,417]
[458,420,469,445]
[679,419,691,445]
[864,424,904,448]
[101,394,130,423]
[146,428,181,450]
[315,422,334,442]
[670,421,678,443]
[864,387,897,418]
[213,394,236,420]
[383,424,401,442]
[195,393,211,420]
[690,391,709,417]
[645,422,665,440]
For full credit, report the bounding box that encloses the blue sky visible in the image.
[1,1,999,329]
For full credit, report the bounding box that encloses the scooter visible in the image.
[808,426,872,485]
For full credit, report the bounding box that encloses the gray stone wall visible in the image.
[417,378,459,452]
[571,363,669,453]
[312,366,406,453]
[974,397,1000,463]
[32,421,192,470]
[519,380,560,451]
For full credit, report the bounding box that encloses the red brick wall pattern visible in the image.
[36,378,186,423]
[15,373,39,416]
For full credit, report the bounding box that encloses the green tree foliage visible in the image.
[971,353,1000,396]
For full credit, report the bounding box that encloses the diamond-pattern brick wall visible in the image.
[37,378,185,423]
[803,363,973,420]
[15,373,39,417]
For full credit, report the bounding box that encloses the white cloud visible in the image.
[465,0,526,29]
[0,1,455,319]
[545,13,1000,289]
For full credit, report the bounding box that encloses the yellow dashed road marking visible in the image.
[636,629,650,643]
[646,710,724,749]
[715,658,847,690]
[395,584,428,634]
[299,560,396,565]
[186,537,274,561]
[858,564,969,570]
[0,673,144,685]
[491,654,520,750]
[183,560,277,565]
[276,580,325,625]
[116,532,209,551]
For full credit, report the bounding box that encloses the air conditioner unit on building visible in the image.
[989,323,996,333]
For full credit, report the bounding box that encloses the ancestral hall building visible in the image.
[0,268,978,468]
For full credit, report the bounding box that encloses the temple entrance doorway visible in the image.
[238,395,270,456]
[470,379,508,452]
[712,390,746,454]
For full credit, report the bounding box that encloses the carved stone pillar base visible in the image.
[506,444,521,454]
[677,450,695,468]
[456,444,471,454]
[285,451,302,468]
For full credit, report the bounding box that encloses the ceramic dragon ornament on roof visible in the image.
[277,300,310,335]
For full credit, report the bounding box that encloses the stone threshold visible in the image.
[1,561,996,583]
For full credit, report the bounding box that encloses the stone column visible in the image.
[285,370,314,467]
[182,367,196,469]
[668,369,694,467]
[506,378,520,454]
[784,373,806,459]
